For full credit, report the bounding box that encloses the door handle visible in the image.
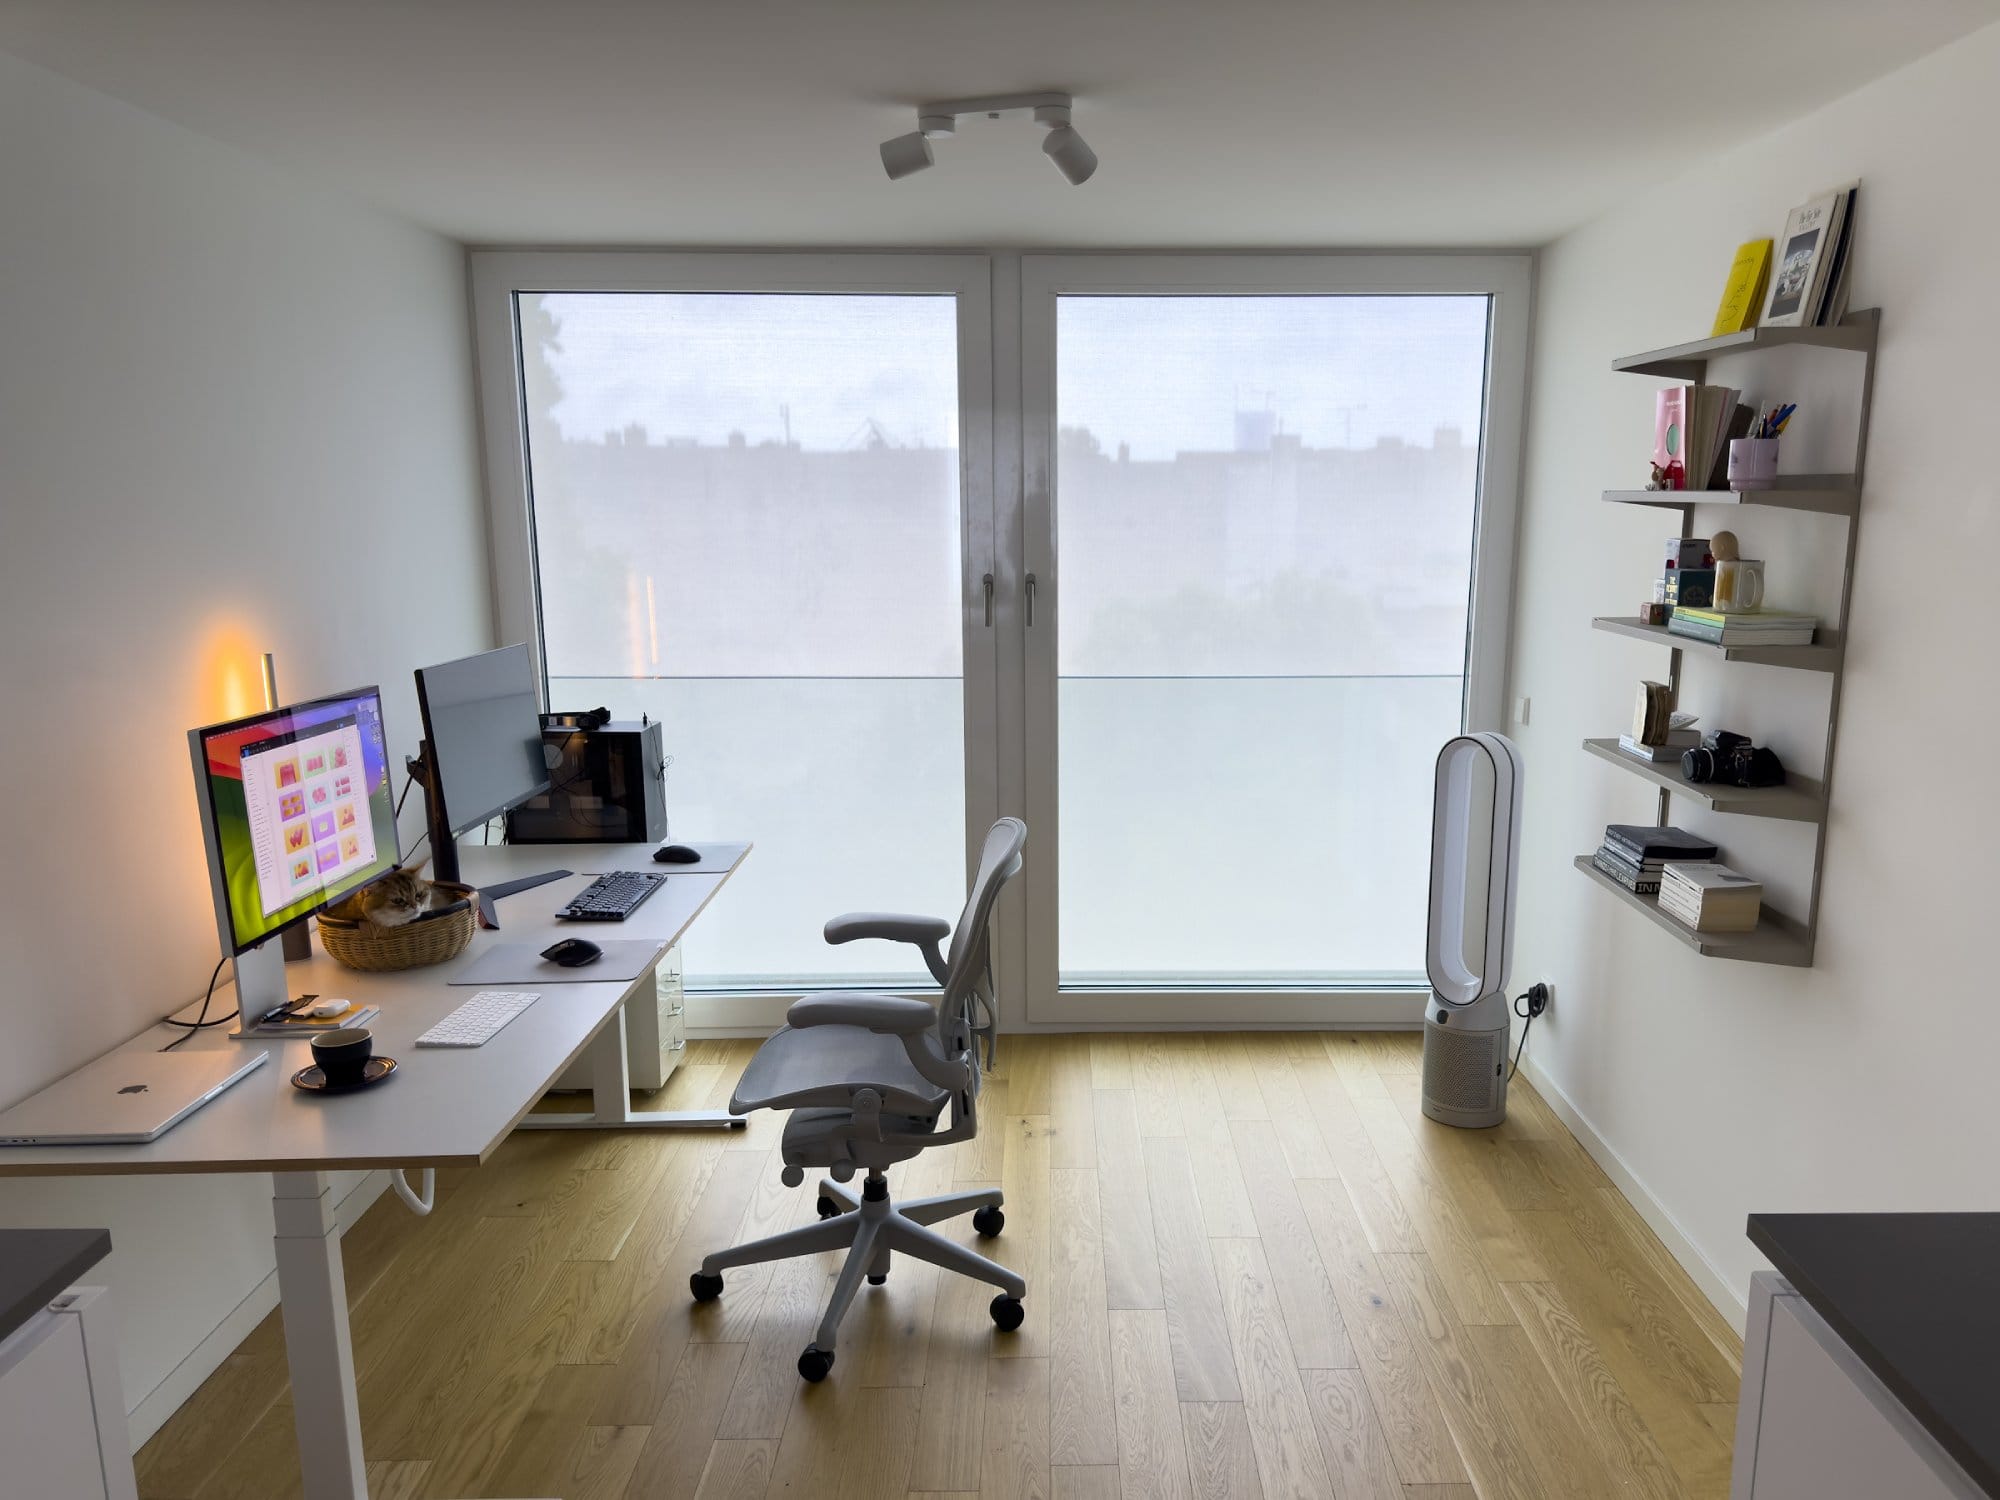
[1026,573,1037,627]
[982,572,995,627]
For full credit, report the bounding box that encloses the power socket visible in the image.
[1524,981,1551,1017]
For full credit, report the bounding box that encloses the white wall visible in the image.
[0,50,490,1437]
[1508,22,2000,1320]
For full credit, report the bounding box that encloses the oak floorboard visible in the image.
[1107,1309,1196,1500]
[1144,1135,1244,1403]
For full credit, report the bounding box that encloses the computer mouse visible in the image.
[653,843,702,864]
[540,937,603,968]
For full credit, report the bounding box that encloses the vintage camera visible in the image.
[1681,730,1785,787]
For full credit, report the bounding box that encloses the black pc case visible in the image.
[503,719,668,845]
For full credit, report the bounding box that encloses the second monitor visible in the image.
[411,644,550,886]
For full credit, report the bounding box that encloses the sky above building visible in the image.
[534,292,1490,458]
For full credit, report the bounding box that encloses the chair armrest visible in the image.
[787,993,937,1037]
[823,912,951,946]
[823,912,952,985]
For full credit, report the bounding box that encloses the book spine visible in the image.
[1591,850,1660,895]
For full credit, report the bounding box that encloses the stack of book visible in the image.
[1658,861,1764,933]
[1590,824,1719,896]
[1669,607,1818,648]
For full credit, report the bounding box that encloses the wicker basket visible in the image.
[317,881,477,972]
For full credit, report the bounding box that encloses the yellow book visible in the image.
[1711,239,1773,336]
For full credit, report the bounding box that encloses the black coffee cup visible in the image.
[311,1027,373,1085]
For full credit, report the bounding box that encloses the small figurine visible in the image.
[1644,460,1685,492]
[1710,529,1740,563]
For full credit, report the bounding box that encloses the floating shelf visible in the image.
[1602,474,1859,516]
[1581,740,1825,822]
[1573,856,1812,967]
[1612,309,1879,380]
[1592,616,1843,671]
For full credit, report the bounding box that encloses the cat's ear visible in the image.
[403,857,430,877]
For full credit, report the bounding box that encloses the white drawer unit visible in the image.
[553,943,687,1092]
[1733,1272,1985,1500]
[0,1285,137,1500]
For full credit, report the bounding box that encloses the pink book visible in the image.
[1654,387,1689,488]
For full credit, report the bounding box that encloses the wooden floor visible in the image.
[137,1032,1742,1500]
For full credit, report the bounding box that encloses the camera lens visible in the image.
[1682,748,1716,783]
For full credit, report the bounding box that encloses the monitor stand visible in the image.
[226,940,295,1036]
[472,869,572,930]
[407,744,571,929]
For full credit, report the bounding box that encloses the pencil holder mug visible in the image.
[1713,558,1765,613]
[1727,437,1779,491]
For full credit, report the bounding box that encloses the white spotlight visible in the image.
[1040,124,1097,185]
[879,131,934,180]
[1032,102,1096,185]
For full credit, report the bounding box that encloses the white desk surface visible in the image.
[0,842,748,1178]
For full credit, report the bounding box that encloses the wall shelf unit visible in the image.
[1578,309,1878,967]
[1592,616,1843,670]
[1573,857,1813,966]
[1602,474,1859,515]
[1580,740,1825,822]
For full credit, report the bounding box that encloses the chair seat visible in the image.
[729,1011,952,1120]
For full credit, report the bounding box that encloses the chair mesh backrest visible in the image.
[937,817,1026,1049]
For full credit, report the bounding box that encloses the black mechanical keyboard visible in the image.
[557,870,666,921]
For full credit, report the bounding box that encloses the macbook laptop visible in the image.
[0,1049,269,1145]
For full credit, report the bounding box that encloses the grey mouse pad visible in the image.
[653,841,750,875]
[449,939,665,985]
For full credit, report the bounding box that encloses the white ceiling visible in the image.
[1,0,1993,248]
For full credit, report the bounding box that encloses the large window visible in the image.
[513,288,976,989]
[1051,294,1490,985]
[476,252,1525,1023]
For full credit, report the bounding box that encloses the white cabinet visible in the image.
[1733,1272,1984,1500]
[554,943,687,1092]
[0,1286,137,1500]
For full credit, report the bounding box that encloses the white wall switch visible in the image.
[1513,696,1531,725]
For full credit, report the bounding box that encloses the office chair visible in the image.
[689,817,1027,1382]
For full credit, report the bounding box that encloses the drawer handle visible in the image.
[668,1038,687,1053]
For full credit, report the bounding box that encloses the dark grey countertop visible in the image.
[1749,1213,2000,1497]
[0,1227,112,1342]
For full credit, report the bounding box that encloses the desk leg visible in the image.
[514,1006,741,1132]
[271,1172,367,1500]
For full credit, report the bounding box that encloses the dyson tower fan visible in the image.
[1422,733,1523,1128]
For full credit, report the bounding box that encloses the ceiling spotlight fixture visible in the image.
[879,131,934,180]
[879,91,1097,185]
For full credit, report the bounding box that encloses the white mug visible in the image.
[1713,558,1765,613]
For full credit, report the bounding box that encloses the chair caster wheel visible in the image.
[972,1205,1005,1237]
[689,1271,724,1302]
[990,1294,1025,1332]
[798,1344,835,1382]
[817,1195,842,1220]
[867,1272,888,1285]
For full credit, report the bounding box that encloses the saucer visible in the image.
[292,1056,398,1094]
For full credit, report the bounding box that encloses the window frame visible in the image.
[469,251,1002,1025]
[1016,253,1532,1026]
[469,249,1531,1033]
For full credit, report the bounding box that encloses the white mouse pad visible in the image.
[448,939,666,985]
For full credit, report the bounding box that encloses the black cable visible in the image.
[1508,983,1550,1080]
[393,771,416,818]
[160,955,237,1050]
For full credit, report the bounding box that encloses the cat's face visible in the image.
[365,862,432,927]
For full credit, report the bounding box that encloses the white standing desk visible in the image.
[0,839,750,1500]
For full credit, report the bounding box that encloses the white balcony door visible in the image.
[472,254,997,1005]
[473,251,1526,1029]
[1018,256,1529,1025]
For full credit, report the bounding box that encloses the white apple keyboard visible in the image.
[415,990,540,1048]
